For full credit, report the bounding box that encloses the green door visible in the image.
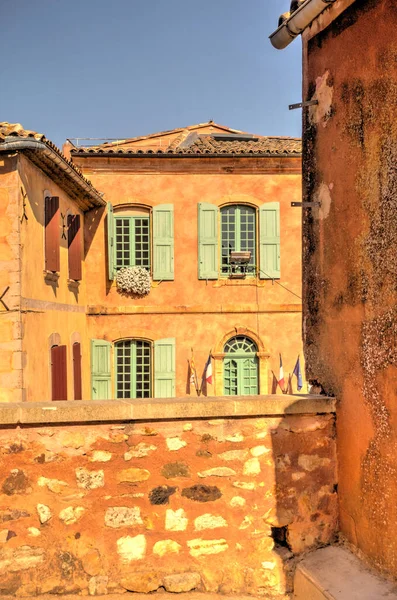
[223,336,258,396]
[115,340,151,398]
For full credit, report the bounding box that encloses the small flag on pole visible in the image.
[278,354,285,391]
[293,356,303,391]
[271,371,279,394]
[190,351,200,395]
[204,354,212,385]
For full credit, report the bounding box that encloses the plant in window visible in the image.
[116,266,151,295]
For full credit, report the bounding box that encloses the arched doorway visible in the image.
[223,335,259,395]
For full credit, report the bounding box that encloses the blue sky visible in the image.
[1,0,301,148]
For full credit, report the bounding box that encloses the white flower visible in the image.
[116,266,151,295]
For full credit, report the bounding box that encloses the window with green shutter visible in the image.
[221,205,256,276]
[115,339,152,399]
[91,339,112,400]
[154,338,176,398]
[259,202,280,279]
[115,216,150,270]
[107,204,174,281]
[198,203,219,279]
[223,336,258,396]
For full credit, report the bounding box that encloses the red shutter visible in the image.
[45,196,60,272]
[68,214,82,281]
[73,342,82,400]
[51,345,67,401]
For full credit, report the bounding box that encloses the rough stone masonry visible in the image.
[0,408,337,598]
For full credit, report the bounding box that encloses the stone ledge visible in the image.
[293,546,397,599]
[0,394,335,426]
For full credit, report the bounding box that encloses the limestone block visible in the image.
[89,575,108,596]
[165,509,188,531]
[2,469,30,495]
[27,527,41,537]
[230,496,246,507]
[194,514,228,531]
[198,467,236,478]
[0,509,30,523]
[219,449,249,461]
[37,504,52,524]
[82,549,102,576]
[117,535,146,562]
[166,437,187,451]
[243,458,261,476]
[233,481,256,490]
[117,468,150,484]
[59,506,85,525]
[153,539,181,557]
[164,572,201,592]
[76,468,104,489]
[187,538,228,557]
[38,476,68,494]
[90,451,112,462]
[124,442,157,459]
[121,572,162,593]
[0,545,45,573]
[250,445,271,457]
[105,506,143,528]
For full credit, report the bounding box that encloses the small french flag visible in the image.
[204,354,213,385]
[278,354,285,391]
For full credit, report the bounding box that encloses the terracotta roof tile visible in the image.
[72,130,301,157]
[0,122,104,208]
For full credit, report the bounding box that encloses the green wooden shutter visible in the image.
[153,204,174,280]
[91,339,112,400]
[107,202,115,280]
[154,338,175,398]
[259,202,280,279]
[198,203,218,279]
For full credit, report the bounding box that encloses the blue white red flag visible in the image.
[204,354,212,385]
[293,356,303,391]
[278,354,285,391]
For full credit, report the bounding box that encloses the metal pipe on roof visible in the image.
[269,0,337,49]
[0,138,105,207]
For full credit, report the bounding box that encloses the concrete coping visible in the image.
[294,546,397,599]
[0,394,335,426]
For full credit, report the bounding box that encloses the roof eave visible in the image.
[1,138,105,210]
[71,151,302,159]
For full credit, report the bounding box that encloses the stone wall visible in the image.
[0,397,337,598]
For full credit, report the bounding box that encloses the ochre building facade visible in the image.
[0,121,303,403]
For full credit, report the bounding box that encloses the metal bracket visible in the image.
[60,213,67,239]
[0,286,10,311]
[289,100,318,110]
[20,187,28,223]
[291,201,321,208]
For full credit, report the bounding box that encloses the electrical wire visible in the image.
[257,268,302,300]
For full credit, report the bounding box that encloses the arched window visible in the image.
[223,335,258,396]
[115,339,152,399]
[115,208,150,271]
[221,205,256,275]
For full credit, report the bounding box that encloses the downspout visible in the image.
[0,138,105,206]
[269,0,337,49]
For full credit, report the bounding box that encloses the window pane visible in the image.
[115,218,131,268]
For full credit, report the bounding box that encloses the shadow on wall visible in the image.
[269,398,338,596]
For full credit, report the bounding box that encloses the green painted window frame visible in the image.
[223,336,259,396]
[115,215,150,271]
[115,339,152,399]
[220,205,257,277]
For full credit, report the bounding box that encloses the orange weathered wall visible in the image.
[0,154,89,402]
[0,156,23,402]
[0,410,337,597]
[76,154,304,397]
[302,0,397,577]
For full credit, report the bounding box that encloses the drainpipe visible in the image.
[269,0,337,50]
[0,138,105,206]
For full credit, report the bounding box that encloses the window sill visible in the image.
[43,270,59,283]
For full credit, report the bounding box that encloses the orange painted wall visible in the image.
[302,0,397,577]
[74,154,304,397]
[0,154,89,402]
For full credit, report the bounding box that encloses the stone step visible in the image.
[294,546,397,600]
